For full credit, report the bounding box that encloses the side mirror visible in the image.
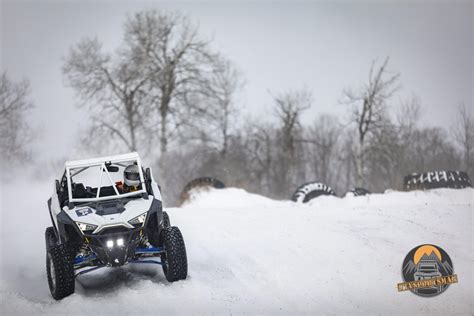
[145,168,153,195]
[55,179,60,193]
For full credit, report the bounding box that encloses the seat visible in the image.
[72,183,88,199]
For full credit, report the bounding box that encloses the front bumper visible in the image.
[83,226,142,267]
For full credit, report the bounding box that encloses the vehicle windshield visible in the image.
[66,158,146,203]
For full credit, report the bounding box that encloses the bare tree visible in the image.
[272,89,312,196]
[365,121,400,190]
[274,89,311,158]
[410,127,460,172]
[397,96,421,136]
[245,122,275,195]
[340,131,356,192]
[394,97,422,179]
[204,56,245,157]
[343,57,400,186]
[453,104,473,174]
[63,10,217,158]
[63,38,152,153]
[0,72,34,162]
[124,10,216,158]
[306,114,342,185]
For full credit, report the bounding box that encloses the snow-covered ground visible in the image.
[0,180,473,315]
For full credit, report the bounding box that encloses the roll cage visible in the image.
[57,152,151,207]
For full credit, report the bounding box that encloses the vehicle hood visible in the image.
[65,198,153,233]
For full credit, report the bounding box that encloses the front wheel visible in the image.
[45,228,75,300]
[160,226,188,282]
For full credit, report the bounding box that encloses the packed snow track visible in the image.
[0,181,472,315]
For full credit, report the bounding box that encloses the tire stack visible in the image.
[346,187,371,197]
[179,177,225,205]
[291,182,336,203]
[404,170,472,191]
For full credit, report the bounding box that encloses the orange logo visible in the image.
[398,244,457,297]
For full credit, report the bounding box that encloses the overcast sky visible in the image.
[1,0,472,161]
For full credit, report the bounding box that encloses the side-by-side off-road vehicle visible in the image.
[45,152,187,300]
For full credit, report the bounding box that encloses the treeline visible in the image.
[159,92,472,205]
[2,10,472,205]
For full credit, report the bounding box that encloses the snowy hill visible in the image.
[1,182,472,315]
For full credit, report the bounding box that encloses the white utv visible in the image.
[45,152,187,300]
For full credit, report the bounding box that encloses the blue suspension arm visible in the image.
[135,246,164,254]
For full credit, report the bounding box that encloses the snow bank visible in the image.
[1,182,472,315]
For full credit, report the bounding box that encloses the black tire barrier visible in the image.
[347,187,371,197]
[403,170,472,191]
[179,177,225,204]
[291,182,336,203]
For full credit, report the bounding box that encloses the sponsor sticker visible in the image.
[398,244,457,297]
[75,207,93,217]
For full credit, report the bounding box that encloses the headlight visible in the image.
[128,212,147,226]
[76,222,98,233]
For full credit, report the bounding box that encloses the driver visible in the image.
[117,164,141,193]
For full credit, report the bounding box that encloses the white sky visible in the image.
[1,0,472,161]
